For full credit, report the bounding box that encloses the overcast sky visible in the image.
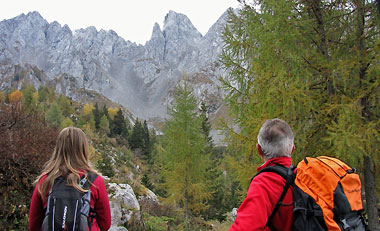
[1,0,241,45]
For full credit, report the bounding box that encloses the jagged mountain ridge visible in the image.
[0,10,230,122]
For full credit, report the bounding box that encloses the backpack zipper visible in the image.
[73,199,79,230]
[52,198,56,231]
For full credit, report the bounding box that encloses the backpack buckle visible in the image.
[79,178,87,188]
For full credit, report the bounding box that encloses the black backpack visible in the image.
[42,171,98,231]
[254,156,367,231]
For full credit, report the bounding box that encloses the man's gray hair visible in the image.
[257,118,294,159]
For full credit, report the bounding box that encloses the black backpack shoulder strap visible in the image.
[79,171,98,190]
[87,171,98,183]
[84,171,98,229]
[253,164,289,181]
[252,164,296,231]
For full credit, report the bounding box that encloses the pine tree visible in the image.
[57,94,74,117]
[99,115,110,135]
[111,108,128,137]
[88,114,96,130]
[128,118,144,149]
[37,86,49,102]
[76,115,86,128]
[61,117,74,129]
[221,1,379,227]
[200,102,213,152]
[142,120,151,158]
[102,105,109,118]
[97,151,114,178]
[21,85,36,111]
[45,103,63,128]
[159,83,211,222]
[93,103,102,129]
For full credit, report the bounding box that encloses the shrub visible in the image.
[0,101,58,230]
[144,213,174,231]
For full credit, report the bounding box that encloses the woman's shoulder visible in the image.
[88,171,106,186]
[89,172,108,198]
[36,173,49,185]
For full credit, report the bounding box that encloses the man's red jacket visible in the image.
[229,157,293,231]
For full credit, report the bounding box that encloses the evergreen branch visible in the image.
[220,77,245,98]
[301,56,322,72]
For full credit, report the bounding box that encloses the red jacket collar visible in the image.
[257,156,292,172]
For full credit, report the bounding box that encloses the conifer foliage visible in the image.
[159,84,211,225]
[222,1,380,228]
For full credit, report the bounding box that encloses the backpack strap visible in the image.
[80,171,98,190]
[83,171,98,231]
[254,164,289,180]
[253,164,296,231]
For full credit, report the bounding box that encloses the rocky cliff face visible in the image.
[0,10,230,121]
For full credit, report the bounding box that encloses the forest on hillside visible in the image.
[1,0,379,230]
[0,84,241,230]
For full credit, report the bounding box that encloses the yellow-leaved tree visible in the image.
[9,90,23,103]
[107,107,118,120]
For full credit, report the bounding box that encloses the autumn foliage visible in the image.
[8,90,22,103]
[0,99,58,229]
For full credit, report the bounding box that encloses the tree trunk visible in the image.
[184,190,190,220]
[184,189,190,230]
[356,2,379,229]
[308,0,333,95]
[363,155,379,231]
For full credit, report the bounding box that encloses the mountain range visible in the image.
[0,9,231,139]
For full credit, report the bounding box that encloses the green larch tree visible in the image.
[37,86,49,103]
[99,114,110,135]
[21,84,36,111]
[57,94,74,117]
[221,1,379,227]
[60,117,74,129]
[159,84,211,224]
[45,103,64,128]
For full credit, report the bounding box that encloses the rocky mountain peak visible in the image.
[0,9,231,132]
[162,10,202,41]
[150,23,163,40]
[26,11,44,20]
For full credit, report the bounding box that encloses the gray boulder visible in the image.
[108,183,140,228]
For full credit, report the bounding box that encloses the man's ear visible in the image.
[256,143,264,158]
[291,145,295,155]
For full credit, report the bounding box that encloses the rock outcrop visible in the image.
[108,183,140,229]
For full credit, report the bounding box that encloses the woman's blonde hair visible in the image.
[36,126,96,202]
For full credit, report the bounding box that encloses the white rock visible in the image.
[230,208,238,222]
[108,183,141,228]
[109,201,124,226]
[144,188,158,202]
[109,226,128,231]
[108,183,140,211]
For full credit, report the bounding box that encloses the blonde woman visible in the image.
[29,127,111,231]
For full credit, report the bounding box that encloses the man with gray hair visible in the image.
[229,118,295,231]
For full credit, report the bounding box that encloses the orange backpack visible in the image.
[256,156,367,230]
